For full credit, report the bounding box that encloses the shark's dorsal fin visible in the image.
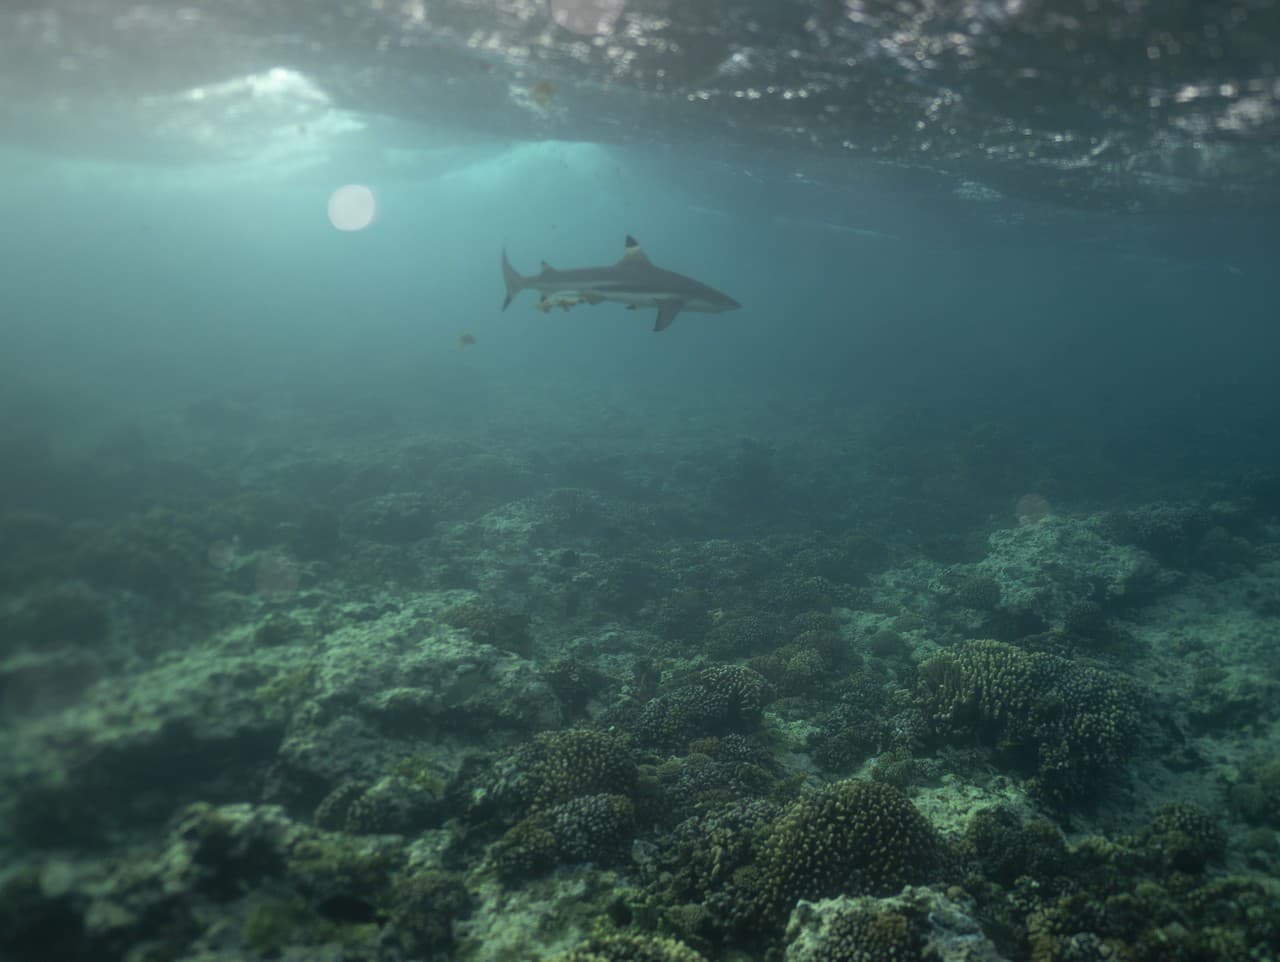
[540,259,556,272]
[622,235,651,264]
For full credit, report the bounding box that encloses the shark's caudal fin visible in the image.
[501,247,527,310]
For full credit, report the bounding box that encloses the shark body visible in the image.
[501,235,741,331]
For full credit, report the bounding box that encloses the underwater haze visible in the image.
[2,1,1280,961]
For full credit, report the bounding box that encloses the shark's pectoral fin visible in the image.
[653,300,682,332]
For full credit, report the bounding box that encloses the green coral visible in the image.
[916,639,1142,802]
[494,793,636,879]
[491,811,561,879]
[312,773,444,836]
[952,574,1002,611]
[704,612,782,658]
[252,663,317,717]
[0,867,85,960]
[635,665,773,750]
[716,780,936,938]
[760,780,936,903]
[518,728,638,811]
[313,780,366,832]
[443,599,532,656]
[285,833,398,904]
[780,645,829,696]
[1,580,110,648]
[551,793,636,863]
[1026,875,1280,962]
[1133,801,1225,873]
[643,798,780,920]
[972,803,1280,962]
[544,656,612,715]
[963,807,1068,886]
[383,869,472,955]
[551,933,708,962]
[241,897,378,956]
[1229,756,1280,827]
[800,906,926,962]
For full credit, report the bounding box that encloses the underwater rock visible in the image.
[340,493,434,545]
[0,510,70,591]
[0,580,110,650]
[442,599,532,656]
[975,515,1171,630]
[70,508,214,603]
[551,934,709,962]
[435,450,538,503]
[784,887,1009,962]
[0,647,104,720]
[2,652,284,848]
[287,504,342,560]
[264,608,560,816]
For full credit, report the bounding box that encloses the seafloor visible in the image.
[1,383,1278,962]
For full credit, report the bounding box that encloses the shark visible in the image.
[501,235,741,331]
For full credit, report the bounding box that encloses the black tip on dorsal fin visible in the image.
[622,234,650,263]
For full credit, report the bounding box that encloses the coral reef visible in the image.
[972,516,1170,631]
[916,639,1142,803]
[784,887,1008,962]
[702,779,939,941]
[635,664,773,751]
[5,378,1279,962]
[551,933,708,962]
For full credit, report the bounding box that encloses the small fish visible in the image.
[501,235,741,332]
[458,333,476,347]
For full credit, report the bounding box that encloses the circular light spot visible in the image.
[328,184,377,231]
[256,553,300,602]
[1015,493,1053,526]
[550,0,625,35]
[207,540,236,570]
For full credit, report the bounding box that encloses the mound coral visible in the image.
[916,639,1142,802]
[635,665,773,750]
[713,779,937,938]
[552,933,708,962]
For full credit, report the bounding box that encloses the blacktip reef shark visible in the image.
[501,235,741,331]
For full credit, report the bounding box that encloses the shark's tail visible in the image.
[501,247,526,311]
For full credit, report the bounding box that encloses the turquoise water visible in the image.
[2,6,1280,961]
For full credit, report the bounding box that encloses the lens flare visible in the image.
[550,0,625,35]
[1015,493,1053,525]
[328,184,377,231]
[256,553,300,601]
